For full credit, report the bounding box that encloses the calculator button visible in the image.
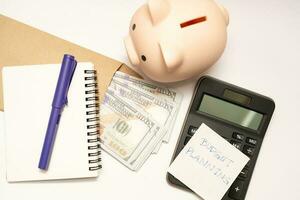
[245,160,251,168]
[246,137,257,146]
[229,180,244,200]
[232,132,244,141]
[184,136,191,145]
[188,126,198,136]
[243,145,255,157]
[239,168,248,179]
[230,140,242,151]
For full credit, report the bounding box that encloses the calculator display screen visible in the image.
[198,94,263,130]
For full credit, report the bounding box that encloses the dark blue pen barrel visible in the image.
[38,108,61,170]
[38,54,76,170]
[52,54,76,108]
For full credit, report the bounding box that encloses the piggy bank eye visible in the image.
[132,24,136,31]
[141,55,147,62]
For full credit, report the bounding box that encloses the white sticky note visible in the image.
[168,124,249,200]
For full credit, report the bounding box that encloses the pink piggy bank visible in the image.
[124,0,229,82]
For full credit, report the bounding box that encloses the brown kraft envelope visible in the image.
[0,14,140,111]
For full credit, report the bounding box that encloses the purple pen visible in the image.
[38,54,77,170]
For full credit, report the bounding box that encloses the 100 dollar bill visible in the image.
[113,71,182,144]
[114,71,181,103]
[100,90,161,168]
[109,78,176,130]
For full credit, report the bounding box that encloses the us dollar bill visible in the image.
[100,90,161,168]
[113,71,182,144]
[109,78,176,131]
[114,71,181,104]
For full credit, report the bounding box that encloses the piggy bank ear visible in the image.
[217,4,229,25]
[159,39,183,72]
[148,0,170,25]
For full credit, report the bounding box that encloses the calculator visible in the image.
[167,76,275,200]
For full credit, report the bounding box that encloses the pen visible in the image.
[38,54,77,170]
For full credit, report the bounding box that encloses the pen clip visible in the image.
[65,60,77,106]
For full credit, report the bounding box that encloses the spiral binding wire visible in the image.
[84,70,102,171]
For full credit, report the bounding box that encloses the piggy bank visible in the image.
[124,0,229,82]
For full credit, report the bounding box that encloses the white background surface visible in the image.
[0,0,299,199]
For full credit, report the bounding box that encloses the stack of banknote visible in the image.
[100,71,182,170]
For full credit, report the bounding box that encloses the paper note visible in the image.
[168,124,249,200]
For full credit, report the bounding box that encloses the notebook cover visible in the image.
[0,14,139,111]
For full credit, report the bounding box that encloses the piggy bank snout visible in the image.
[124,36,140,66]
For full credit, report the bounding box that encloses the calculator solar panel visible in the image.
[167,76,275,200]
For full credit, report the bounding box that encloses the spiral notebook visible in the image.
[2,62,101,182]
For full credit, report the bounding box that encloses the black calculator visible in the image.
[167,76,275,200]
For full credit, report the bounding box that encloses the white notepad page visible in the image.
[3,63,100,182]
